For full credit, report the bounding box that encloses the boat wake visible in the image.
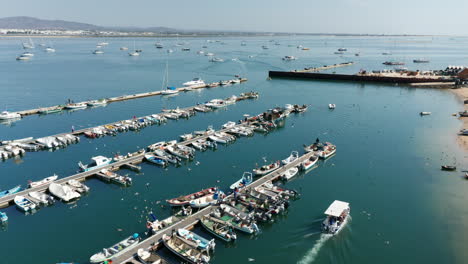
[297,233,332,264]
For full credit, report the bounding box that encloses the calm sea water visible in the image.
[0,36,467,264]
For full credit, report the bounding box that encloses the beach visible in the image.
[451,87,468,152]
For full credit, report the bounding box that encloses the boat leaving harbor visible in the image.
[322,200,350,235]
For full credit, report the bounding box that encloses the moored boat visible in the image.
[0,185,21,198]
[28,174,58,188]
[89,233,141,263]
[136,248,167,264]
[317,143,336,159]
[64,103,87,110]
[0,211,7,224]
[67,179,90,193]
[281,167,299,180]
[29,191,54,205]
[177,228,216,251]
[0,111,21,120]
[78,156,112,172]
[162,233,210,264]
[253,161,281,176]
[301,155,319,170]
[230,172,253,190]
[48,182,81,202]
[100,169,132,186]
[441,165,456,171]
[190,189,224,208]
[282,151,299,165]
[145,154,168,167]
[322,200,350,235]
[167,187,218,207]
[183,78,205,87]
[200,215,237,242]
[87,99,107,106]
[14,195,36,212]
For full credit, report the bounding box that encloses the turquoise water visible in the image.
[0,36,467,264]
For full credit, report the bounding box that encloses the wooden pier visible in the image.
[0,92,257,156]
[16,78,248,117]
[112,150,318,264]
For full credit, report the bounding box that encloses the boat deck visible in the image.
[16,78,247,116]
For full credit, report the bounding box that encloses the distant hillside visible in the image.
[0,16,103,30]
[0,16,178,32]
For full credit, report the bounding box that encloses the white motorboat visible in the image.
[183,78,205,87]
[329,104,336,109]
[230,172,253,190]
[90,233,141,263]
[205,99,227,109]
[282,151,299,165]
[190,189,224,208]
[167,49,173,53]
[197,50,205,54]
[155,42,164,48]
[161,87,179,95]
[14,195,36,212]
[67,179,90,193]
[48,182,81,202]
[420,112,431,116]
[78,156,112,172]
[29,191,54,205]
[210,57,224,62]
[87,99,107,106]
[16,55,31,61]
[136,248,165,264]
[97,41,109,46]
[44,47,56,53]
[0,111,21,120]
[205,52,215,56]
[253,161,281,176]
[129,51,140,56]
[222,121,236,129]
[282,56,297,61]
[281,167,299,181]
[28,174,58,188]
[120,46,129,50]
[322,200,350,235]
[92,49,104,54]
[64,103,87,109]
[301,155,318,170]
[317,143,336,159]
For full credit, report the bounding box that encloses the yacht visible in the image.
[92,49,104,54]
[0,111,21,120]
[128,51,140,56]
[21,52,34,57]
[183,78,205,87]
[322,200,350,235]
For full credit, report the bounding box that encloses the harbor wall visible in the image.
[268,71,455,84]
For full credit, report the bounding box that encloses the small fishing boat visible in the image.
[100,169,132,186]
[413,59,430,63]
[0,185,21,198]
[153,150,181,165]
[87,99,107,106]
[281,167,299,180]
[230,172,253,190]
[317,143,336,159]
[29,191,54,205]
[210,207,259,234]
[253,161,281,176]
[292,104,308,113]
[38,107,63,114]
[145,154,167,167]
[420,112,431,116]
[0,211,7,224]
[210,57,224,62]
[177,228,216,251]
[282,151,299,165]
[282,55,297,61]
[205,99,228,109]
[0,111,21,120]
[329,104,336,109]
[441,165,456,171]
[14,195,36,212]
[120,46,128,50]
[136,248,167,264]
[222,121,236,129]
[220,203,254,222]
[78,156,112,172]
[28,174,58,188]
[64,103,87,110]
[67,179,90,193]
[45,47,56,53]
[129,51,140,56]
[162,233,210,264]
[89,233,141,263]
[301,155,319,170]
[200,215,237,242]
[167,187,218,207]
[383,61,405,65]
[48,182,81,202]
[322,200,350,235]
[16,54,31,61]
[190,189,224,208]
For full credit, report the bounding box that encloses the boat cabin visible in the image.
[322,200,350,235]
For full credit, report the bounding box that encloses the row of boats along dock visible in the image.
[11,77,247,117]
[0,103,308,209]
[104,139,337,264]
[0,92,259,162]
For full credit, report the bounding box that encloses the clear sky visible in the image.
[2,0,468,35]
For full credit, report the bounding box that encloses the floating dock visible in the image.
[0,93,258,160]
[268,71,455,84]
[16,78,248,117]
[112,148,320,264]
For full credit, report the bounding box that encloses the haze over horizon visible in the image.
[2,0,468,35]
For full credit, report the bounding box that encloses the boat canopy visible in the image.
[324,200,349,217]
[167,86,176,90]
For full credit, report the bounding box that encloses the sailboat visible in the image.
[129,41,140,56]
[161,63,179,95]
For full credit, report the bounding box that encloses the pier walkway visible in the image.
[294,62,354,73]
[113,150,317,264]
[16,78,247,116]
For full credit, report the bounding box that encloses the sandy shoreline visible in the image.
[451,87,468,152]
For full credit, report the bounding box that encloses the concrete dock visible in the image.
[16,78,248,116]
[112,149,319,264]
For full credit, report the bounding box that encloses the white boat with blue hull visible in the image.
[14,195,36,212]
[322,200,350,235]
[230,172,253,190]
[0,185,21,198]
[78,156,112,172]
[200,215,237,242]
[177,228,216,252]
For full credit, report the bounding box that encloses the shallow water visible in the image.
[0,36,467,264]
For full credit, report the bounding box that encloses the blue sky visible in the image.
[2,0,468,34]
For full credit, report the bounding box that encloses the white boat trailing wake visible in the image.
[297,234,332,264]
